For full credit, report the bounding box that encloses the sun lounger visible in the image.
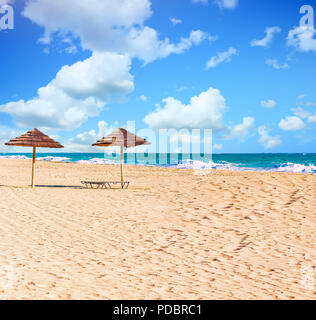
[81,181,130,189]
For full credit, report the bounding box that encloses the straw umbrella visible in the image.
[92,128,150,188]
[5,128,64,188]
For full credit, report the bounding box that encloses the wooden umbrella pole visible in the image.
[31,146,36,188]
[120,145,124,189]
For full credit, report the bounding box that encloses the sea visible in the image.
[0,153,315,174]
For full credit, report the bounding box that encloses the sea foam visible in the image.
[37,156,71,162]
[76,158,119,165]
[0,155,30,160]
[271,162,316,174]
[176,160,247,171]
[175,159,316,174]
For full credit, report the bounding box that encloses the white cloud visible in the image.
[305,101,316,107]
[144,87,227,130]
[0,0,14,5]
[258,126,281,149]
[176,86,189,92]
[22,0,152,45]
[22,0,212,64]
[265,59,289,70]
[206,47,238,69]
[0,52,134,130]
[287,26,316,53]
[69,130,99,146]
[64,120,117,152]
[61,37,78,54]
[3,0,215,133]
[124,28,213,64]
[0,87,102,131]
[261,100,276,108]
[224,117,254,141]
[138,94,147,102]
[214,0,238,9]
[213,144,223,150]
[0,0,15,6]
[292,107,316,123]
[292,107,311,119]
[64,45,77,54]
[308,115,316,123]
[279,116,306,131]
[54,52,133,101]
[298,94,306,99]
[192,0,208,5]
[145,87,255,143]
[251,27,281,47]
[170,17,182,26]
[162,130,213,155]
[0,126,23,152]
[297,100,316,107]
[170,132,205,144]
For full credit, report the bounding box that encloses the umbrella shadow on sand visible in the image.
[35,184,84,189]
[0,184,83,189]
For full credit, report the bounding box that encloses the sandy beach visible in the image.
[0,158,315,300]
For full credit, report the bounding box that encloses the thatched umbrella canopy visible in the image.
[5,128,64,188]
[92,128,150,188]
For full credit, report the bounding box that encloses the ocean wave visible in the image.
[0,155,71,162]
[1,155,315,173]
[0,155,30,160]
[175,160,316,174]
[176,160,246,171]
[271,162,316,174]
[76,158,119,165]
[37,156,71,162]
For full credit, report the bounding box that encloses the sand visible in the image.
[0,158,315,300]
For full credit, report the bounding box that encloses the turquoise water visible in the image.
[0,153,316,173]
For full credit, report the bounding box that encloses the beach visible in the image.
[0,158,315,300]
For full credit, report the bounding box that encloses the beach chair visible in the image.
[81,181,130,189]
[90,128,150,191]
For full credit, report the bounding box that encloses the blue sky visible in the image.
[0,0,316,153]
